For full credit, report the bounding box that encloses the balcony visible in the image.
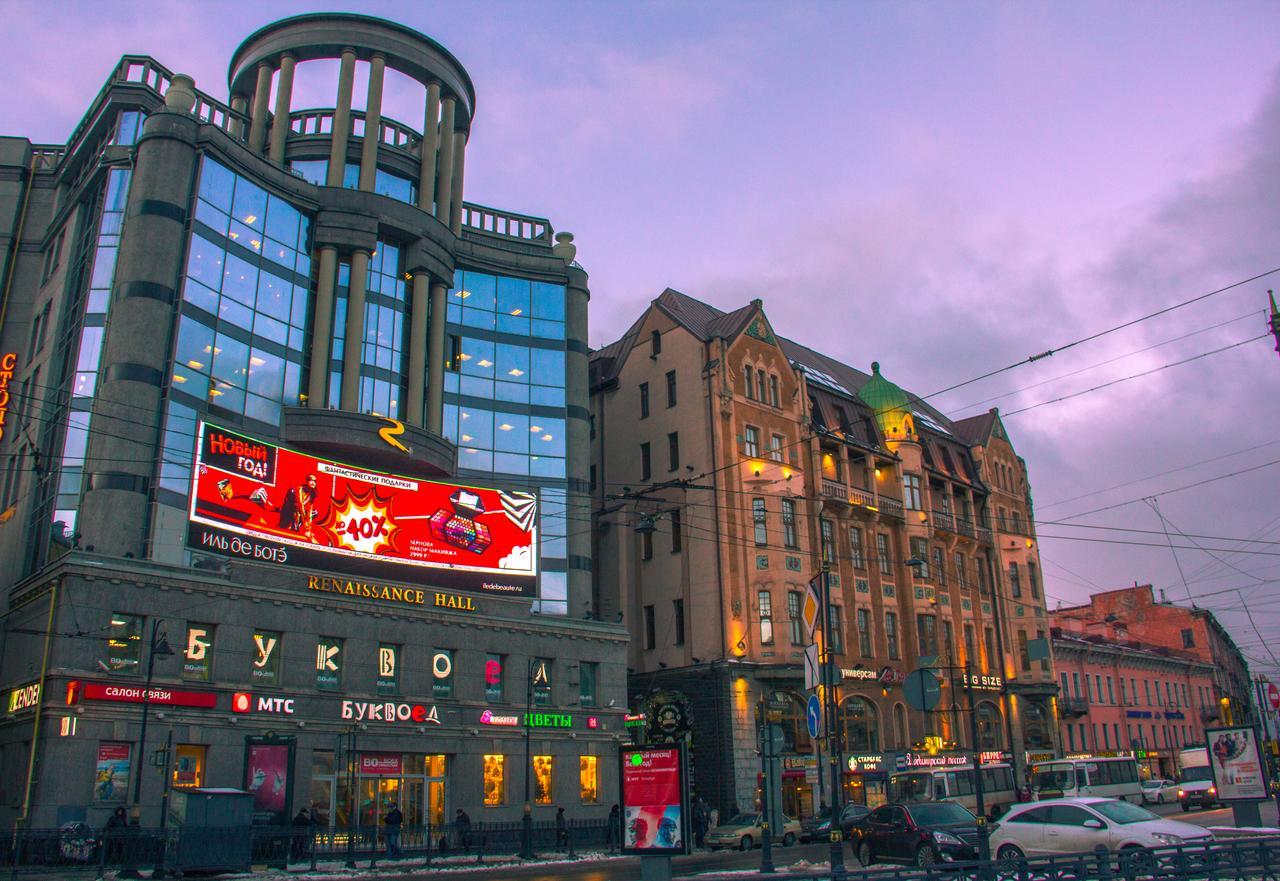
[931,509,955,533]
[822,479,849,501]
[850,487,875,507]
[878,497,904,519]
[954,517,976,538]
[1200,706,1221,723]
[1061,696,1089,718]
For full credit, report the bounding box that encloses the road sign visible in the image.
[1268,682,1279,711]
[894,754,909,771]
[806,694,822,739]
[903,668,942,712]
[804,645,820,691]
[802,580,821,638]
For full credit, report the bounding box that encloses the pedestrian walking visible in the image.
[455,807,472,848]
[693,797,709,849]
[606,804,620,848]
[555,807,568,849]
[383,801,403,858]
[104,806,127,864]
[290,807,311,860]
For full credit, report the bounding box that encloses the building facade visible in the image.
[589,290,1059,820]
[0,14,624,829]
[1052,627,1217,780]
[1053,584,1258,768]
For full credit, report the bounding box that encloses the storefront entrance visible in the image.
[781,775,814,819]
[312,752,447,829]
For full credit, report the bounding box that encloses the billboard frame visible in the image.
[618,742,691,856]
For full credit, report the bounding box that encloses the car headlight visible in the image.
[933,831,963,846]
[1152,833,1184,846]
[1208,787,1216,794]
[1177,790,1185,798]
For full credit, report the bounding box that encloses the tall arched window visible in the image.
[976,701,1003,750]
[1023,699,1051,749]
[893,703,908,748]
[777,693,811,753]
[842,696,880,752]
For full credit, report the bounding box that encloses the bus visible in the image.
[1030,757,1143,803]
[888,763,1018,817]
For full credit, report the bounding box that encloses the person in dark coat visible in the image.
[693,797,709,848]
[455,808,472,848]
[104,807,127,863]
[606,804,620,848]
[290,808,311,859]
[383,802,403,857]
[555,807,568,848]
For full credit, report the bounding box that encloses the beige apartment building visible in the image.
[589,289,1057,819]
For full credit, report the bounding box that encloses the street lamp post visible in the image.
[130,619,173,819]
[820,564,848,881]
[344,726,358,869]
[520,657,536,859]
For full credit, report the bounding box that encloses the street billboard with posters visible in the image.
[1206,725,1269,800]
[186,422,538,596]
[620,744,690,855]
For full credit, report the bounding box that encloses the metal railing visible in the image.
[931,509,955,532]
[288,108,422,157]
[658,836,1280,881]
[822,479,848,501]
[878,497,905,518]
[0,819,616,875]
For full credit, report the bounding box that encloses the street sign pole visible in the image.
[820,565,847,881]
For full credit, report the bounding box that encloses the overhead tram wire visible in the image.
[1000,333,1269,418]
[920,265,1280,401]
[948,309,1263,415]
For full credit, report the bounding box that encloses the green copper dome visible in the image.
[858,361,915,440]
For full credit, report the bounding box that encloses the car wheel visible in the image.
[916,845,938,867]
[1180,803,1189,812]
[1121,845,1154,880]
[1157,794,1164,804]
[739,835,753,852]
[998,844,1025,864]
[858,841,874,867]
[782,832,796,847]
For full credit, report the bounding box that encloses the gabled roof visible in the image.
[952,410,998,446]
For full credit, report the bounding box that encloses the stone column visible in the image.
[267,53,296,164]
[229,95,248,140]
[327,47,357,187]
[449,130,466,234]
[434,96,456,222]
[307,246,339,407]
[417,82,441,213]
[78,77,201,557]
[247,61,274,153]
[358,53,386,191]
[558,234,592,616]
[425,281,447,433]
[340,249,370,411]
[406,273,430,427]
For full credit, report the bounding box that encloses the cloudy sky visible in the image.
[5,1,1279,675]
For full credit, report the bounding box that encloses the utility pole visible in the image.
[758,694,775,874]
[820,564,847,881]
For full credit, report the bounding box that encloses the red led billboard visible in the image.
[187,422,538,596]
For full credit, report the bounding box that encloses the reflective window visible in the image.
[106,613,143,674]
[533,755,553,805]
[580,756,599,804]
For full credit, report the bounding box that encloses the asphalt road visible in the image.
[1145,797,1279,828]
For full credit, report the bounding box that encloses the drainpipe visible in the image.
[14,578,59,832]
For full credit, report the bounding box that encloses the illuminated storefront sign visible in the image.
[232,693,295,714]
[903,752,970,768]
[961,673,1004,690]
[480,710,521,726]
[0,352,17,442]
[76,682,217,708]
[340,700,440,724]
[304,575,482,611]
[527,713,573,728]
[7,682,40,714]
[979,750,1014,764]
[187,421,538,596]
[843,666,905,685]
[624,713,647,728]
[359,753,403,776]
[847,754,884,772]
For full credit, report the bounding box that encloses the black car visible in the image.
[800,803,872,842]
[852,802,980,867]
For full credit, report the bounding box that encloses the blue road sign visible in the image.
[806,694,822,739]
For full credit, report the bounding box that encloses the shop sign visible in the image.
[480,710,520,726]
[186,420,538,596]
[231,693,295,714]
[341,700,440,724]
[526,712,573,728]
[359,753,403,776]
[1164,711,1185,720]
[962,673,1003,691]
[783,755,818,771]
[845,666,905,686]
[1127,710,1153,719]
[306,575,481,612]
[79,682,217,708]
[587,716,599,729]
[847,754,884,772]
[7,682,40,714]
[903,752,969,768]
[842,668,879,681]
[979,750,1013,764]
[624,713,647,728]
[1026,751,1056,763]
[0,352,17,443]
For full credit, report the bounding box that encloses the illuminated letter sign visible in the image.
[7,682,40,714]
[379,647,396,678]
[340,701,440,725]
[377,418,411,454]
[186,421,538,596]
[0,352,16,443]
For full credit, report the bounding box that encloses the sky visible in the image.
[3,1,1280,675]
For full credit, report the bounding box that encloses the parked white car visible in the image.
[1140,779,1177,804]
[989,797,1213,860]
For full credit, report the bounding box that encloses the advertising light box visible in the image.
[187,422,538,596]
[620,744,690,855]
